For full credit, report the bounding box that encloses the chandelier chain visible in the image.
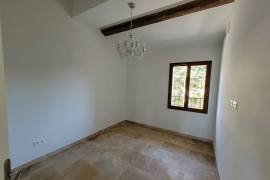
[130,4,133,33]
[117,2,146,59]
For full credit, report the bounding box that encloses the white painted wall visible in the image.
[127,45,222,141]
[215,0,270,179]
[0,0,126,168]
[0,20,9,180]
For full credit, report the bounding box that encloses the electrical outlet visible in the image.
[32,139,46,147]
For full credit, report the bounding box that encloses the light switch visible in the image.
[232,101,238,109]
[230,100,238,109]
[230,100,234,106]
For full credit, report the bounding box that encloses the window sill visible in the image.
[167,105,208,114]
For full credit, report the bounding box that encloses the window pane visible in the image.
[188,65,207,109]
[171,66,187,107]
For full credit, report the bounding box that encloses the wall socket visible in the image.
[32,139,46,147]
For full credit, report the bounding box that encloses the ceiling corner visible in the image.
[72,0,109,17]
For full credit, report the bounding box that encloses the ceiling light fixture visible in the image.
[117,2,146,59]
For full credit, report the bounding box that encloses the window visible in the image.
[168,61,212,113]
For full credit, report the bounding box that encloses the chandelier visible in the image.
[117,2,146,59]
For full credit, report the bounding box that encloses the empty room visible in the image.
[0,0,269,180]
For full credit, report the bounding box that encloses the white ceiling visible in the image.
[75,0,190,28]
[74,0,235,49]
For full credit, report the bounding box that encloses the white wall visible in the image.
[0,0,126,168]
[127,45,222,141]
[215,0,270,179]
[0,20,9,180]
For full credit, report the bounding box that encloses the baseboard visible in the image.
[12,121,125,173]
[12,120,213,173]
[124,120,213,144]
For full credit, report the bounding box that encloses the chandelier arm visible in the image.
[134,49,142,57]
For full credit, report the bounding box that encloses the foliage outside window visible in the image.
[168,61,212,113]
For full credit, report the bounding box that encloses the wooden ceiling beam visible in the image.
[101,0,234,36]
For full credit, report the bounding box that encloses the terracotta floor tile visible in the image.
[20,122,218,180]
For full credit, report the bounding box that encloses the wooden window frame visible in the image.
[167,61,212,114]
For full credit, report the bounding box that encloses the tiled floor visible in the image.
[19,122,219,180]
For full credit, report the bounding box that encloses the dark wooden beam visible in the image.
[101,0,234,36]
